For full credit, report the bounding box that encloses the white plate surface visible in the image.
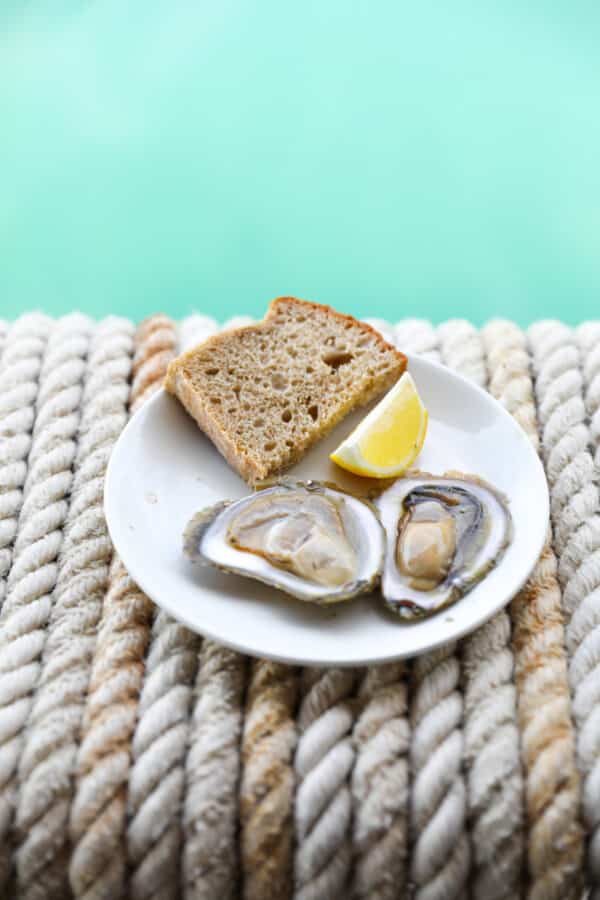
[104,355,549,666]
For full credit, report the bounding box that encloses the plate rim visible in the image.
[104,353,550,665]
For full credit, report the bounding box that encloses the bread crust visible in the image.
[267,296,407,366]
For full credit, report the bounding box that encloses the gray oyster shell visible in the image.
[184,480,385,604]
[376,472,512,619]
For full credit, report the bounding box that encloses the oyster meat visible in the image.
[184,480,385,603]
[376,473,512,618]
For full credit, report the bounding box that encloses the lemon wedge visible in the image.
[330,372,428,478]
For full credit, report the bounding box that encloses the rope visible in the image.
[177,313,249,900]
[240,661,299,900]
[221,316,256,331]
[0,321,8,365]
[351,663,410,900]
[577,322,600,465]
[128,614,200,900]
[0,314,92,892]
[130,315,177,412]
[394,321,470,900]
[177,315,217,352]
[483,319,583,900]
[69,315,173,900]
[439,320,524,900]
[410,649,469,900]
[183,641,246,900]
[394,319,442,363]
[0,314,52,610]
[528,321,600,895]
[362,308,432,900]
[293,667,357,900]
[11,317,133,900]
[126,316,199,900]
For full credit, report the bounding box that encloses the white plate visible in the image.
[104,355,549,666]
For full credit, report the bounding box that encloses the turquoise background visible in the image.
[1,2,599,325]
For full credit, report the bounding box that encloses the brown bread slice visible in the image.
[165,297,406,484]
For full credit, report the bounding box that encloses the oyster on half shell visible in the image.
[376,473,512,619]
[184,480,385,603]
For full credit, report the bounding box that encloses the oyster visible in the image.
[184,480,385,603]
[376,473,512,618]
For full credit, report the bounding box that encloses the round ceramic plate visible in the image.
[104,355,549,666]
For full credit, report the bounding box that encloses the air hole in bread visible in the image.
[324,335,336,346]
[272,373,287,390]
[306,366,314,374]
[254,418,264,428]
[264,442,276,452]
[210,397,221,405]
[286,347,297,358]
[285,440,294,447]
[308,404,319,421]
[282,409,292,423]
[323,351,354,369]
[206,368,219,376]
[358,336,370,347]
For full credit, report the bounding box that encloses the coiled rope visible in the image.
[69,316,172,900]
[577,322,600,465]
[483,319,583,900]
[439,320,524,900]
[351,663,410,900]
[0,314,92,893]
[294,667,357,900]
[394,320,469,900]
[12,316,133,900]
[183,641,246,900]
[0,314,52,611]
[528,321,600,896]
[179,316,247,900]
[240,661,299,900]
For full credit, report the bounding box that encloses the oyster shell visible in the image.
[184,480,385,603]
[376,473,512,618]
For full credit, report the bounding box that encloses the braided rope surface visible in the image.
[0,311,598,900]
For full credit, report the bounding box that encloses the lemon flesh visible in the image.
[330,372,428,478]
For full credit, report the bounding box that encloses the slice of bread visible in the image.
[165,297,406,484]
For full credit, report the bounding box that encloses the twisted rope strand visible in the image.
[221,315,256,331]
[577,322,600,465]
[351,663,410,900]
[126,317,203,900]
[183,641,246,900]
[528,321,600,894]
[410,649,469,900]
[13,317,134,900]
[0,320,8,365]
[293,667,358,900]
[439,320,524,900]
[483,319,583,900]
[69,316,172,900]
[0,314,92,891]
[393,319,442,363]
[177,315,217,353]
[398,321,469,900]
[0,314,52,610]
[240,661,299,900]
[176,315,248,900]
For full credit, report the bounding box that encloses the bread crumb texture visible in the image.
[166,297,406,484]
